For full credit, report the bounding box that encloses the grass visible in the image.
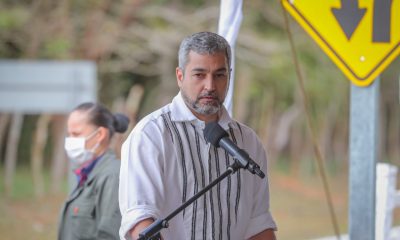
[0,165,384,240]
[0,194,65,240]
[0,167,68,240]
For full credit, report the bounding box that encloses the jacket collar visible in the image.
[85,150,115,183]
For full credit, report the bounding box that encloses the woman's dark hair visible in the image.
[73,102,129,138]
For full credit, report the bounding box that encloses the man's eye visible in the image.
[216,73,226,78]
[193,73,205,78]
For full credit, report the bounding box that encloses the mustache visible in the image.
[198,91,218,99]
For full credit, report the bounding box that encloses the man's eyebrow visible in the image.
[215,67,227,72]
[191,67,227,72]
[191,68,207,72]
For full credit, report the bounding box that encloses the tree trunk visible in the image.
[124,84,144,130]
[111,84,144,159]
[4,113,24,197]
[289,122,303,177]
[0,114,11,164]
[273,104,301,153]
[50,114,67,193]
[31,114,51,197]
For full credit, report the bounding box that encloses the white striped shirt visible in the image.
[119,92,277,240]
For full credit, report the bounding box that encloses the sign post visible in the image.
[349,77,379,240]
[281,0,400,239]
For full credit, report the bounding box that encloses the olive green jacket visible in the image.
[58,150,121,240]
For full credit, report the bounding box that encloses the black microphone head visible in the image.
[203,122,229,147]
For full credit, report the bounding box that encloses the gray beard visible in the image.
[181,91,221,116]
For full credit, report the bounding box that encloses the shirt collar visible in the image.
[74,153,103,178]
[169,91,234,130]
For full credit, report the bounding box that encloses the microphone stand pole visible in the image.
[138,162,242,240]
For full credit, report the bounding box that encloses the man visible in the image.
[119,31,277,240]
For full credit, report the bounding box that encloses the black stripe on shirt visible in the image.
[229,126,241,224]
[182,123,198,240]
[208,149,216,240]
[215,148,223,240]
[161,113,174,144]
[224,150,232,240]
[193,124,208,240]
[168,116,188,217]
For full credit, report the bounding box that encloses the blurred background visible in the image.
[0,0,399,239]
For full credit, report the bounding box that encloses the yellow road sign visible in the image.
[282,0,400,86]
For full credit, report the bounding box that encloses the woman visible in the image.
[58,102,129,240]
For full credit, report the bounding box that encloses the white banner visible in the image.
[218,0,243,116]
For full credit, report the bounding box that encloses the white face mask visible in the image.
[64,128,100,166]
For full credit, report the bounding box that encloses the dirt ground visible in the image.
[270,173,348,239]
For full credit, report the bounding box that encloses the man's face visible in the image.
[176,51,229,122]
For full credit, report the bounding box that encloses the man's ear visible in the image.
[176,67,184,87]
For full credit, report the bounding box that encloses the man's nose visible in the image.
[204,75,216,91]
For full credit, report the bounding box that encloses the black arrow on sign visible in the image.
[332,0,367,40]
[373,0,393,43]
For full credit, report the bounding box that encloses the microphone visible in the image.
[203,122,265,179]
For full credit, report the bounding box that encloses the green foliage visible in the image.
[0,7,28,30]
[71,0,109,12]
[275,156,292,174]
[145,16,170,29]
[42,38,72,59]
[182,0,207,7]
[0,6,29,57]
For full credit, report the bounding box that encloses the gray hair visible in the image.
[178,32,232,71]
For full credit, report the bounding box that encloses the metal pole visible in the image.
[349,77,380,240]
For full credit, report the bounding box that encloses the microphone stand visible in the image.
[138,161,242,240]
